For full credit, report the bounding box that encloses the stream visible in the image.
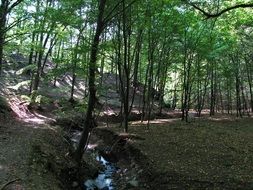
[84,155,117,190]
[70,130,118,190]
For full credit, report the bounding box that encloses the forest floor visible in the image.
[1,59,253,189]
[0,115,71,190]
[1,95,253,189]
[105,115,253,189]
[0,83,77,189]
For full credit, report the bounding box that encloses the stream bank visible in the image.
[78,127,155,190]
[64,123,153,190]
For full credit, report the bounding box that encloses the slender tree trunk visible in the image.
[141,64,148,122]
[122,0,130,132]
[128,29,142,114]
[226,79,231,114]
[74,0,106,164]
[41,34,57,74]
[245,57,253,112]
[235,75,242,117]
[53,41,63,86]
[0,2,8,75]
[241,82,248,115]
[218,81,224,114]
[70,27,84,102]
[33,32,44,91]
[146,30,155,128]
[0,0,24,74]
[181,29,188,121]
[233,55,242,118]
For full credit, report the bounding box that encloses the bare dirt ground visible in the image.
[0,83,72,190]
[0,116,66,190]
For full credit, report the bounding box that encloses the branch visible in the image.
[103,0,123,23]
[4,15,29,33]
[103,0,138,25]
[190,3,253,18]
[5,32,29,44]
[8,0,24,12]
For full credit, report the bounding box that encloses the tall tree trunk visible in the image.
[70,27,84,102]
[122,0,130,133]
[32,32,44,91]
[0,2,8,75]
[233,55,242,118]
[0,0,24,74]
[74,0,106,164]
[210,61,216,116]
[245,56,253,112]
[146,30,155,128]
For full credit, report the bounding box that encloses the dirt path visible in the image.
[0,119,56,190]
[0,85,68,189]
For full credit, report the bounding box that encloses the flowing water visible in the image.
[70,130,118,190]
[84,155,117,190]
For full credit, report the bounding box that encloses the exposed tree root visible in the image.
[0,178,21,190]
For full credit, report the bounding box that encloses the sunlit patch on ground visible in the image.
[103,107,117,116]
[8,97,55,125]
[87,143,98,150]
[131,118,179,126]
[209,117,234,121]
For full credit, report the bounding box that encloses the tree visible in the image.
[0,0,24,74]
[74,0,107,163]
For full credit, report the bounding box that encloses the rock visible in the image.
[84,180,95,188]
[128,179,139,187]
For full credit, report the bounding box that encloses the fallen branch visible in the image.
[0,178,21,190]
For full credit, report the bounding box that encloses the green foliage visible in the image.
[73,100,88,113]
[30,90,52,105]
[21,95,32,103]
[30,90,38,103]
[2,0,253,115]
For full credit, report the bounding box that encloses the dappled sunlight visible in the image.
[131,118,179,126]
[53,80,60,87]
[8,97,55,125]
[207,114,249,122]
[87,143,98,150]
[103,107,117,116]
[118,132,139,137]
[209,117,234,121]
[9,97,33,118]
[23,117,49,125]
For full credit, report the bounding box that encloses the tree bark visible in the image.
[74,0,106,164]
[0,0,24,74]
[0,1,8,74]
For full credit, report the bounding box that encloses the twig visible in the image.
[0,178,21,190]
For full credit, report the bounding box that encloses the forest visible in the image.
[0,0,253,189]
